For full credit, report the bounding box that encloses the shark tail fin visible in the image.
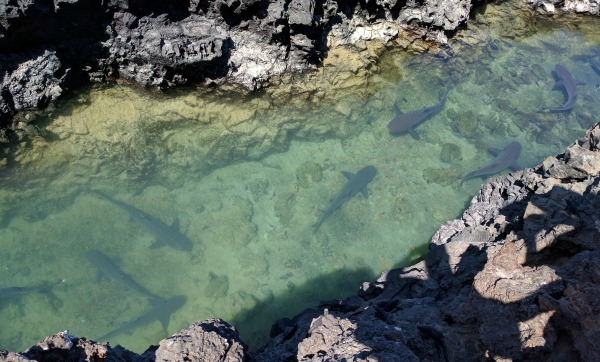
[360,187,369,198]
[487,147,502,157]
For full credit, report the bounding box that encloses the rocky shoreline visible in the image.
[1,0,599,147]
[2,0,600,361]
[2,121,599,360]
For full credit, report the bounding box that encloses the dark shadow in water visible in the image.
[229,266,377,349]
[256,162,600,360]
[228,244,428,351]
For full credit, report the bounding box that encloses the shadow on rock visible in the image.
[254,123,600,361]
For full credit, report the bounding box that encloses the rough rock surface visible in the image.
[4,0,577,142]
[149,319,247,362]
[525,0,600,14]
[250,126,600,361]
[0,319,247,362]
[3,122,600,360]
[0,0,596,143]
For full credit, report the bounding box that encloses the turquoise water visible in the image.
[1,4,600,353]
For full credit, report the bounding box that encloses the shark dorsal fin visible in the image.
[509,162,522,172]
[150,239,166,249]
[360,187,369,199]
[159,314,170,334]
[341,171,354,180]
[552,79,564,90]
[487,147,502,157]
[408,128,420,140]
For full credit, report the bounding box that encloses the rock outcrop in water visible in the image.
[3,121,600,360]
[0,0,473,135]
[1,0,596,143]
[253,123,600,360]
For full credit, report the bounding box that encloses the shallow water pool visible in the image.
[1,3,600,353]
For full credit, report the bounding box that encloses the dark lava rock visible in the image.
[10,330,137,362]
[0,0,486,138]
[253,122,600,361]
[4,123,600,362]
[0,319,246,362]
[0,0,596,140]
[147,319,247,361]
[105,12,230,88]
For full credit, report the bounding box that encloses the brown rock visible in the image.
[153,319,247,362]
[474,240,561,303]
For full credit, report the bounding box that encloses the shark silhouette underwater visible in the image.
[461,141,522,185]
[387,91,450,139]
[0,280,63,302]
[91,190,194,252]
[85,250,162,302]
[97,295,187,342]
[313,165,377,232]
[543,64,579,112]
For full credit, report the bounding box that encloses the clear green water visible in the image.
[1,3,600,353]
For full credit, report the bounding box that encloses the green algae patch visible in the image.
[440,143,463,163]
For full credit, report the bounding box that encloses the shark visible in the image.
[313,165,377,232]
[387,91,449,139]
[591,61,600,76]
[0,280,63,299]
[461,141,522,185]
[97,295,186,342]
[92,191,194,252]
[86,250,161,301]
[546,64,578,112]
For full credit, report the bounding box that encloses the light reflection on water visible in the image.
[1,7,600,353]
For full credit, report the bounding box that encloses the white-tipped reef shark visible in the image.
[0,280,63,300]
[91,190,194,252]
[313,165,377,232]
[545,64,578,112]
[97,294,186,342]
[387,91,449,139]
[85,250,161,301]
[461,141,522,185]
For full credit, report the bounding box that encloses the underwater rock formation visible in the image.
[2,0,582,141]
[3,122,600,360]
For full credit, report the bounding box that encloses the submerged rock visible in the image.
[439,142,463,163]
[422,166,463,186]
[295,161,323,188]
